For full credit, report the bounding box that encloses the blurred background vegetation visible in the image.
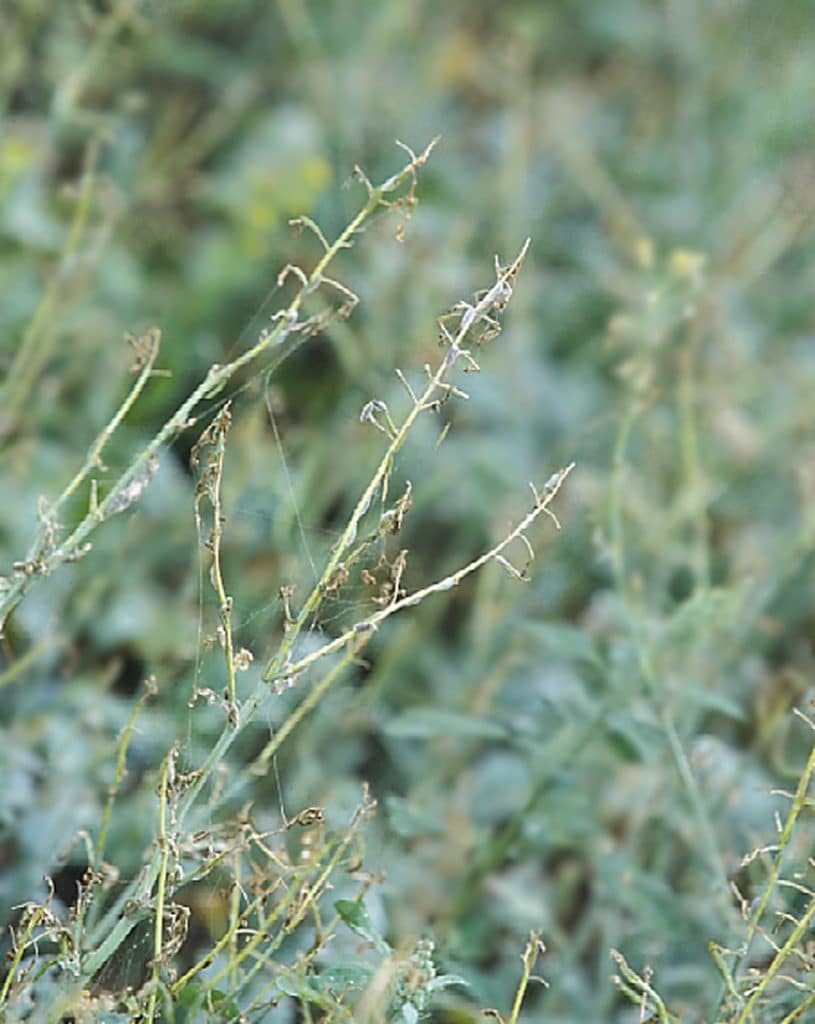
[2,0,815,1020]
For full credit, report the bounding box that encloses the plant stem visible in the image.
[261,461,574,690]
[145,753,170,1023]
[0,139,101,440]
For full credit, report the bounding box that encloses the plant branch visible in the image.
[261,237,533,684]
[0,137,440,634]
[261,461,574,690]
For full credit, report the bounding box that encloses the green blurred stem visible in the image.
[0,631,64,689]
[228,848,242,991]
[0,138,100,439]
[608,404,638,593]
[661,705,728,891]
[81,678,156,941]
[637,625,730,904]
[677,325,710,588]
[612,396,729,900]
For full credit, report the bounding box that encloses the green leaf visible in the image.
[605,714,664,763]
[208,989,241,1018]
[175,983,205,1011]
[523,622,604,669]
[316,963,376,992]
[275,970,331,1009]
[276,973,303,998]
[334,898,392,954]
[384,708,507,741]
[682,685,747,722]
[385,795,446,838]
[429,972,469,992]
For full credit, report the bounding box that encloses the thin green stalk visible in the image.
[79,677,156,941]
[145,754,171,1023]
[611,949,680,1024]
[169,892,266,997]
[228,848,242,991]
[0,631,64,689]
[254,648,360,770]
[612,392,729,902]
[507,932,546,1024]
[638,642,730,903]
[93,678,157,872]
[57,329,163,515]
[779,991,815,1024]
[193,406,238,702]
[0,139,101,439]
[0,905,48,1007]
[660,705,729,896]
[608,403,638,594]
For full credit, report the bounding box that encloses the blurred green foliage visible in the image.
[2,0,815,1020]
